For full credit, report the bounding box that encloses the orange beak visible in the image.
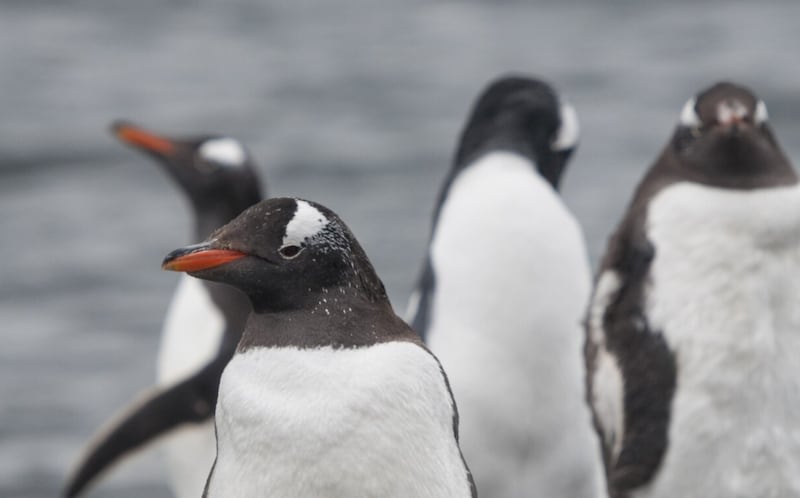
[162,243,247,272]
[111,120,176,156]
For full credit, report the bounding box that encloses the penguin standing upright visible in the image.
[65,122,263,498]
[162,197,476,498]
[406,75,604,498]
[586,82,800,498]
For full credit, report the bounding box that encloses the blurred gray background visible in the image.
[2,0,800,496]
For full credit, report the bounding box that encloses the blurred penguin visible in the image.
[406,75,604,497]
[65,122,263,498]
[586,82,800,498]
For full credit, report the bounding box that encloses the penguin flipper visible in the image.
[405,257,435,341]
[586,231,677,495]
[63,372,215,497]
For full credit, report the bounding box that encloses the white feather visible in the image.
[716,100,748,125]
[754,100,769,125]
[679,97,701,128]
[198,138,247,167]
[156,275,225,498]
[425,151,603,498]
[283,200,329,247]
[636,181,800,497]
[587,270,625,462]
[206,343,472,498]
[158,276,225,384]
[551,100,580,151]
[588,271,621,343]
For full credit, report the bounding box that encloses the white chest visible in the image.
[429,152,591,362]
[206,343,472,498]
[642,182,800,497]
[426,152,599,497]
[157,275,225,384]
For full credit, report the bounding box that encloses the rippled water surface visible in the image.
[3,1,800,496]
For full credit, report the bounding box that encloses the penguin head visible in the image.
[162,197,387,312]
[454,75,579,190]
[111,120,262,217]
[668,82,795,187]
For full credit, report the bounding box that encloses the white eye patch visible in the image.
[551,101,580,151]
[199,138,247,167]
[282,200,329,247]
[754,100,769,124]
[679,97,701,128]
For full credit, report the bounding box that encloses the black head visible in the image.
[664,81,796,189]
[111,120,263,232]
[162,197,388,314]
[454,74,579,189]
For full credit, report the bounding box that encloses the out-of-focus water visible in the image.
[2,1,800,496]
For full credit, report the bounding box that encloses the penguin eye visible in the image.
[278,244,304,260]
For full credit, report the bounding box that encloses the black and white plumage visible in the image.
[162,197,476,498]
[586,82,800,498]
[65,122,262,498]
[406,75,604,498]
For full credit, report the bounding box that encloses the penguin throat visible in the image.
[237,295,405,352]
[685,138,796,189]
[455,122,545,171]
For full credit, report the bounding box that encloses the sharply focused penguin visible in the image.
[162,197,476,497]
[405,75,605,497]
[586,82,800,498]
[65,122,263,498]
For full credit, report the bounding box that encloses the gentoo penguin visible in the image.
[162,197,476,497]
[405,75,604,497]
[64,122,262,498]
[585,82,800,498]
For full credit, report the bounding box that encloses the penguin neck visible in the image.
[694,139,797,188]
[237,286,416,352]
[455,133,539,173]
[452,131,567,193]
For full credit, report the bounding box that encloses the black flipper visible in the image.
[63,356,225,497]
[586,217,677,498]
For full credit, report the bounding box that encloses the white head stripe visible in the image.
[551,101,580,151]
[199,138,247,167]
[679,97,701,127]
[282,200,329,246]
[754,100,769,124]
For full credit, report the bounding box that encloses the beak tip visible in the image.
[161,246,193,273]
[161,253,180,272]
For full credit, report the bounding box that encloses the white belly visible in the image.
[427,152,603,498]
[206,342,472,498]
[157,275,225,498]
[158,275,225,384]
[639,182,800,498]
